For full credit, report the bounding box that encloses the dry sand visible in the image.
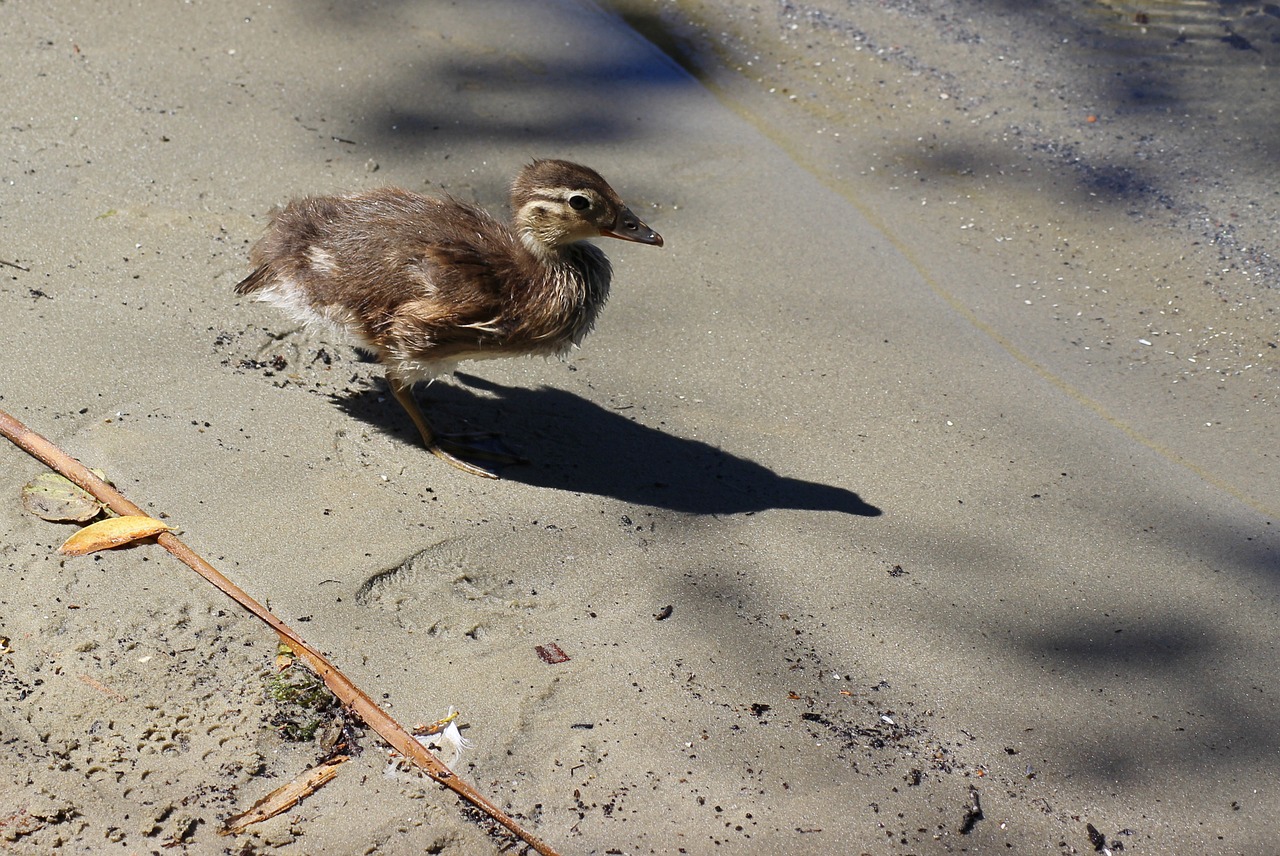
[1,1,1277,854]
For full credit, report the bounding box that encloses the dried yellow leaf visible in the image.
[58,515,174,556]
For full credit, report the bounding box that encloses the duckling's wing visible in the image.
[380,242,525,355]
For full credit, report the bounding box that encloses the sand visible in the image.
[2,1,1276,854]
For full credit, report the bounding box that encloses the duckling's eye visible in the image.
[568,194,591,211]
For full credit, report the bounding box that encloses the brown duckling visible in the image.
[235,159,662,477]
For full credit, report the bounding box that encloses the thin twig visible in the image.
[221,755,350,835]
[77,673,128,702]
[0,258,31,272]
[0,407,559,856]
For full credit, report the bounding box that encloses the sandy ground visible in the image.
[1,1,1277,855]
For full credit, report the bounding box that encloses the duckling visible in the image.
[235,159,663,477]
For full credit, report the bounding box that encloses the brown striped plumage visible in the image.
[234,160,661,477]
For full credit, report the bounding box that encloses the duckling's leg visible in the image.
[388,380,523,479]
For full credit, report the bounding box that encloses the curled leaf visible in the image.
[21,471,110,522]
[58,515,173,556]
[274,641,296,673]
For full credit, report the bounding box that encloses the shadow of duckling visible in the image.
[332,372,882,518]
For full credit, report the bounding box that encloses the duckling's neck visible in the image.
[518,229,566,263]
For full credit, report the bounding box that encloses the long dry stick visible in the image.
[0,408,560,856]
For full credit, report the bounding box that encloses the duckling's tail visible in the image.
[234,266,270,295]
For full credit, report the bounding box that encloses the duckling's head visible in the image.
[511,159,663,258]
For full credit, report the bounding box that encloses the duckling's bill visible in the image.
[602,206,663,246]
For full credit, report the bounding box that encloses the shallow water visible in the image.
[1096,0,1278,41]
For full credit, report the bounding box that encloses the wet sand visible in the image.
[2,2,1277,854]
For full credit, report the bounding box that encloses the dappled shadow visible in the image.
[1011,613,1280,784]
[357,48,690,149]
[880,0,1280,210]
[1017,622,1214,675]
[897,136,1174,209]
[331,372,881,517]
[299,2,693,153]
[902,450,1280,792]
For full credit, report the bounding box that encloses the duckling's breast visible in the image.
[517,242,613,347]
